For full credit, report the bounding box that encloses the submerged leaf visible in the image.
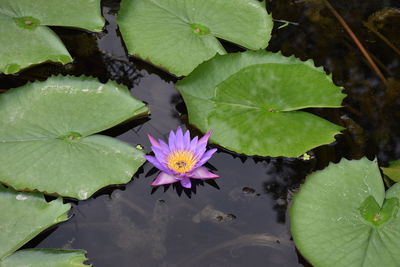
[0,0,105,74]
[0,76,148,199]
[0,249,89,267]
[381,160,400,182]
[0,185,70,259]
[177,50,345,157]
[117,0,272,76]
[290,158,400,267]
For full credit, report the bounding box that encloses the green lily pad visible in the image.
[381,160,400,182]
[0,76,148,199]
[0,0,105,74]
[0,249,89,267]
[290,158,400,267]
[177,51,345,157]
[117,0,272,76]
[0,184,70,259]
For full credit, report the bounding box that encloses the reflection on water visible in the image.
[1,0,400,266]
[269,0,400,164]
[37,151,304,266]
[34,72,305,266]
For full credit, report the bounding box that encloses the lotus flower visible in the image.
[145,127,218,188]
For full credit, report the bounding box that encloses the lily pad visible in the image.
[290,158,400,267]
[0,249,89,267]
[0,76,148,199]
[177,51,345,157]
[0,0,104,74]
[117,0,272,76]
[0,184,70,259]
[381,160,400,182]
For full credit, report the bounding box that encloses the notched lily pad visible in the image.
[0,249,90,267]
[0,0,105,74]
[290,158,400,267]
[0,75,148,199]
[177,50,345,157]
[0,184,70,259]
[117,0,273,76]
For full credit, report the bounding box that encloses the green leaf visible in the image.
[386,182,400,198]
[0,249,89,267]
[177,51,345,157]
[0,185,70,259]
[0,0,105,74]
[117,0,272,76]
[381,160,400,182]
[290,158,400,267]
[0,76,148,199]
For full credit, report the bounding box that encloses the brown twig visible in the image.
[363,21,400,57]
[321,0,389,87]
[344,41,391,75]
[367,48,391,75]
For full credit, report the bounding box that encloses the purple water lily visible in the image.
[144,127,218,188]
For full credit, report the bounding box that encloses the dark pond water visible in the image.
[1,0,400,266]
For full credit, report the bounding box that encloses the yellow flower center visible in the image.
[166,150,197,174]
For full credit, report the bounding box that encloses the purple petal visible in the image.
[190,167,219,179]
[183,130,191,149]
[198,131,212,146]
[195,148,217,168]
[194,142,207,159]
[148,134,160,149]
[151,172,179,186]
[144,155,170,173]
[159,139,170,153]
[175,127,184,150]
[152,146,168,164]
[180,177,192,188]
[189,136,198,152]
[168,130,176,151]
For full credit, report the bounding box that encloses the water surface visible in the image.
[2,0,400,266]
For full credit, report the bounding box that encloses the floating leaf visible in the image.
[0,249,89,267]
[381,160,400,182]
[0,0,104,74]
[0,185,70,259]
[177,51,345,157]
[290,158,400,266]
[0,76,148,199]
[117,0,272,76]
